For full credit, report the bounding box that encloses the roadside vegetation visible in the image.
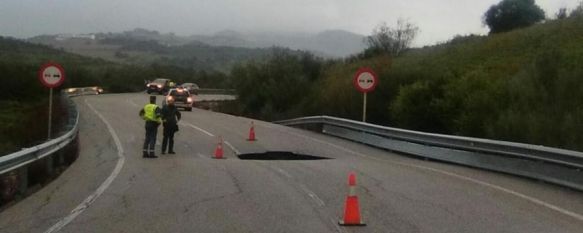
[0,37,229,154]
[0,31,302,155]
[230,5,583,151]
[2,0,583,154]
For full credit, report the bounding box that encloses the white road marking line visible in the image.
[272,167,328,215]
[271,166,325,206]
[126,99,138,107]
[330,217,347,233]
[196,153,208,159]
[384,159,583,222]
[182,123,214,137]
[299,184,326,207]
[274,167,293,178]
[45,99,126,233]
[270,165,337,230]
[289,130,583,222]
[223,141,240,155]
[181,122,241,156]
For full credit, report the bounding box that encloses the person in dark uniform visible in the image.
[161,98,181,154]
[139,96,162,158]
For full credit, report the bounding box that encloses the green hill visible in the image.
[27,29,295,72]
[98,37,276,71]
[0,36,231,155]
[312,16,583,150]
[231,16,583,151]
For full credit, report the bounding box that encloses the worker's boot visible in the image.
[142,151,148,158]
[149,152,158,158]
[161,140,167,155]
[168,141,175,154]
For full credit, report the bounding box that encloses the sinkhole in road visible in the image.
[237,151,331,160]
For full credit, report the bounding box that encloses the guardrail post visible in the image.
[17,167,28,195]
[57,150,65,166]
[277,115,583,192]
[0,90,81,208]
[45,156,54,177]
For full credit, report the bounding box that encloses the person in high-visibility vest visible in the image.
[139,95,162,158]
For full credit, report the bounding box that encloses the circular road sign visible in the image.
[38,62,65,88]
[353,67,378,93]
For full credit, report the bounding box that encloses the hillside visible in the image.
[27,28,367,70]
[319,16,583,150]
[231,16,583,151]
[0,36,118,95]
[0,37,108,154]
[189,30,367,57]
[28,30,276,72]
[0,36,236,154]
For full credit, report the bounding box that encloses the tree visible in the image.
[570,1,583,17]
[365,18,419,57]
[556,8,568,19]
[483,0,545,34]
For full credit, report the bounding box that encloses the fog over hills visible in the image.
[29,28,367,58]
[189,29,367,57]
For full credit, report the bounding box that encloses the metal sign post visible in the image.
[48,88,53,139]
[362,92,367,122]
[353,67,378,122]
[38,62,66,140]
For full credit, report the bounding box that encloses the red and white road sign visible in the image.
[353,67,378,93]
[38,62,65,88]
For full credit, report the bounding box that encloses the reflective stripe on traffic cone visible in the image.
[339,172,365,226]
[247,121,256,141]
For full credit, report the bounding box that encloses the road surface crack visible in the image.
[121,194,130,209]
[34,182,65,213]
[224,165,244,195]
[182,165,243,213]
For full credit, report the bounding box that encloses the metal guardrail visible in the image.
[197,88,236,95]
[0,94,79,175]
[0,120,78,175]
[0,91,80,201]
[276,116,583,191]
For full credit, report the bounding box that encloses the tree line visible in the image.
[0,36,232,154]
[228,2,583,151]
[2,0,583,153]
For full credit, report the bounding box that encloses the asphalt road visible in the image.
[1,93,582,233]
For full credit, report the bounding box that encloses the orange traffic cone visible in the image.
[213,136,225,159]
[339,172,366,226]
[247,121,257,141]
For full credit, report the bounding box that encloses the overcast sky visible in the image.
[0,0,580,46]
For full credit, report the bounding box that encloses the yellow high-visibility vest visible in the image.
[143,104,161,123]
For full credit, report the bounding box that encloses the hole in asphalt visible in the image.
[237,151,331,160]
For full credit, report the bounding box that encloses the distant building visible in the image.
[56,34,96,41]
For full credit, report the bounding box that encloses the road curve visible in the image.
[1,93,582,233]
